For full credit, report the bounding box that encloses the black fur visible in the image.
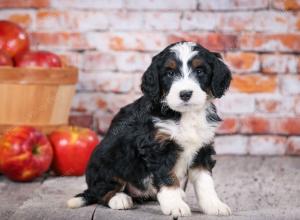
[210,54,232,98]
[72,42,231,207]
[190,144,216,172]
[206,103,222,123]
[77,97,181,205]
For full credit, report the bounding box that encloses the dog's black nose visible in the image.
[179,90,193,102]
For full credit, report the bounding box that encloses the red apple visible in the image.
[49,126,99,176]
[0,50,13,66]
[0,20,30,58]
[0,126,53,182]
[15,50,62,68]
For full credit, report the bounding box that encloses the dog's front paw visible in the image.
[108,192,133,210]
[160,199,191,217]
[199,198,231,216]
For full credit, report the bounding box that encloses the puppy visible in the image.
[67,41,232,218]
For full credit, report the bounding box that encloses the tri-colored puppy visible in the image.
[68,41,232,218]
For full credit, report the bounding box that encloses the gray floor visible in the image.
[1,156,300,220]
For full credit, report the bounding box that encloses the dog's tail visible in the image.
[67,190,97,209]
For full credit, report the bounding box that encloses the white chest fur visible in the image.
[154,108,217,180]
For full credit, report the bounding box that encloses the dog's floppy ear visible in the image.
[210,52,232,98]
[141,55,161,104]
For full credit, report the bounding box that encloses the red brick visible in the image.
[272,0,300,10]
[287,137,300,155]
[36,10,108,31]
[257,99,280,113]
[133,73,143,94]
[280,75,300,95]
[78,72,134,93]
[231,75,277,93]
[216,94,255,114]
[215,135,248,155]
[115,52,152,72]
[239,34,300,52]
[225,52,259,73]
[50,0,124,9]
[219,11,296,32]
[217,117,239,134]
[168,33,238,51]
[181,12,221,31]
[252,11,292,32]
[198,0,269,10]
[255,95,293,114]
[291,13,300,31]
[86,32,167,52]
[126,0,197,10]
[240,116,300,135]
[272,117,300,135]
[0,0,49,8]
[0,10,34,29]
[95,111,114,135]
[69,113,94,129]
[72,92,139,114]
[109,11,144,31]
[240,116,270,134]
[219,12,253,32]
[83,51,152,72]
[56,51,82,68]
[261,54,298,74]
[83,52,116,71]
[182,12,287,33]
[249,135,287,155]
[30,32,91,50]
[145,12,181,30]
[295,96,300,115]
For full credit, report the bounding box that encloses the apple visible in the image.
[0,20,30,58]
[15,50,62,68]
[49,126,99,176]
[0,50,13,66]
[0,126,53,182]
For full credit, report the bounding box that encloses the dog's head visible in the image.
[141,41,231,112]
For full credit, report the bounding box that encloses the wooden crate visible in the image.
[0,67,78,135]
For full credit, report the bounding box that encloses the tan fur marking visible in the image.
[101,177,127,204]
[169,171,180,188]
[165,59,177,69]
[192,58,203,69]
[154,130,172,143]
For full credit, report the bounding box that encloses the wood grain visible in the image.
[0,67,78,134]
[0,67,78,85]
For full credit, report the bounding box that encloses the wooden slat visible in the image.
[0,67,78,85]
[0,84,75,125]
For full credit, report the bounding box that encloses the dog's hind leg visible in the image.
[107,192,134,210]
[67,189,97,208]
[99,177,134,210]
[67,177,130,209]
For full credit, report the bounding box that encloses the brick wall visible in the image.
[1,0,299,155]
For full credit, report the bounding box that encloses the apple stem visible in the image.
[32,145,40,155]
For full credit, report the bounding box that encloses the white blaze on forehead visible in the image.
[171,42,198,78]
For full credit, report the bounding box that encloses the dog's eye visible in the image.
[196,68,204,75]
[167,70,176,77]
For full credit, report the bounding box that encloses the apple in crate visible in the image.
[15,50,62,68]
[0,20,29,58]
[0,126,53,182]
[49,126,99,176]
[0,50,13,66]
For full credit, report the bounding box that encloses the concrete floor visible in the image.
[0,156,300,220]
